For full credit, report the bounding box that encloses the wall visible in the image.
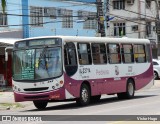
[0,0,23,38]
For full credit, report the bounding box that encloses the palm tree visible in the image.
[1,0,6,13]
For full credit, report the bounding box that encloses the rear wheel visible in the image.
[33,101,48,110]
[117,79,135,99]
[76,84,90,106]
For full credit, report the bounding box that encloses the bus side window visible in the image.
[91,43,107,64]
[134,44,146,63]
[121,44,134,63]
[64,42,78,76]
[107,43,121,64]
[77,43,92,65]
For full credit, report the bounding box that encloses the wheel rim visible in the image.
[81,88,88,103]
[128,83,134,96]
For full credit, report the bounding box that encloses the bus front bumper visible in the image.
[14,88,65,102]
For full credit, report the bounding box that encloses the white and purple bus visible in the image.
[12,36,154,109]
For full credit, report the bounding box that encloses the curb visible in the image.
[0,106,10,110]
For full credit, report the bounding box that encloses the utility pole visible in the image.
[155,0,160,59]
[96,0,106,37]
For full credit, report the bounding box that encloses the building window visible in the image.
[77,11,97,29]
[146,22,151,37]
[30,6,43,27]
[44,7,56,19]
[0,13,7,26]
[114,22,126,37]
[62,10,73,28]
[113,0,125,10]
[146,0,151,9]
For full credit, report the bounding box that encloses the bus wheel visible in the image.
[117,79,135,99]
[91,95,101,103]
[33,101,48,110]
[76,84,90,106]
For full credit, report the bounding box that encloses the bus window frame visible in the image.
[107,43,121,64]
[77,42,92,65]
[121,44,134,64]
[91,43,107,65]
[134,44,146,63]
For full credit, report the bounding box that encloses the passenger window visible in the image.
[107,44,121,64]
[121,44,134,63]
[77,43,92,65]
[134,44,146,63]
[64,42,78,76]
[91,43,107,64]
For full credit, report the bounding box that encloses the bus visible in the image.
[12,36,154,109]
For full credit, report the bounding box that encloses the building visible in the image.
[22,0,97,38]
[106,0,157,41]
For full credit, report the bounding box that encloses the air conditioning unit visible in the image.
[44,8,50,17]
[49,8,56,19]
[126,0,134,5]
[57,9,65,16]
[132,25,138,31]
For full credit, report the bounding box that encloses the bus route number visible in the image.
[79,68,91,74]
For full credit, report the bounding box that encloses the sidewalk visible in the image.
[0,86,32,110]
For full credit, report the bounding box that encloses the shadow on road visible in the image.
[23,94,157,112]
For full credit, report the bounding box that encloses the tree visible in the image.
[1,0,6,13]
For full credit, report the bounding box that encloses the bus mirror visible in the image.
[5,52,8,61]
[5,47,13,62]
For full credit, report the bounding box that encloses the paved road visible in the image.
[1,80,160,123]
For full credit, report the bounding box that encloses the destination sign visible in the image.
[15,41,26,48]
[29,38,61,46]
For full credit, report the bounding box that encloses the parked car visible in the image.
[153,59,160,79]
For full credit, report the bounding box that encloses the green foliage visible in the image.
[1,0,6,13]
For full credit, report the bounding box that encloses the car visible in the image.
[153,59,160,79]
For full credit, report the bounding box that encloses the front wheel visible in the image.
[33,101,48,110]
[117,79,135,99]
[76,84,90,106]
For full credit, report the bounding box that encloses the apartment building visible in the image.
[22,0,97,38]
[106,0,157,44]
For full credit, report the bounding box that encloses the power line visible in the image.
[108,3,156,21]
[109,13,155,27]
[0,19,96,27]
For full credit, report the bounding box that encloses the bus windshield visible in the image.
[13,47,62,80]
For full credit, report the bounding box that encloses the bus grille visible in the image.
[24,87,49,91]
